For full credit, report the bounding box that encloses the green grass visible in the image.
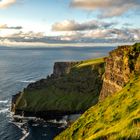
[76,58,105,68]
[15,57,105,112]
[54,71,140,140]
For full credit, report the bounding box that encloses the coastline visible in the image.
[10,43,140,139]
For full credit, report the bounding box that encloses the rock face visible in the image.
[53,62,78,78]
[11,92,21,112]
[100,43,140,100]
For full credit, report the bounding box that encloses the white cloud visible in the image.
[71,0,140,18]
[0,0,16,8]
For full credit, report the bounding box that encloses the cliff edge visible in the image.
[100,43,140,100]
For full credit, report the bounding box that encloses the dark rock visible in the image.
[14,110,83,121]
[11,92,21,112]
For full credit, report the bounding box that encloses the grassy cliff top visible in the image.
[76,57,105,68]
[55,74,140,140]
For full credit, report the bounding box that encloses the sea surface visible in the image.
[0,46,115,140]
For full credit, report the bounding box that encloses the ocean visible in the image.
[0,46,115,140]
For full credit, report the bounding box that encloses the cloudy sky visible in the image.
[0,0,140,47]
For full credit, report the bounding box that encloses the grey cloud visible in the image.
[9,26,22,29]
[71,0,140,18]
[52,20,115,31]
[83,28,140,42]
[123,23,133,27]
[0,28,140,44]
[0,24,22,29]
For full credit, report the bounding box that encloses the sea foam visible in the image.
[0,100,9,104]
[18,80,35,83]
[0,108,9,114]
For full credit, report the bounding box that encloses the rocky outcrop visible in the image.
[100,43,140,100]
[25,62,78,90]
[53,62,79,78]
[11,92,21,112]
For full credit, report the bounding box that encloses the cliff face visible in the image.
[11,92,21,112]
[53,62,79,77]
[100,43,140,100]
[55,43,140,140]
[12,58,105,119]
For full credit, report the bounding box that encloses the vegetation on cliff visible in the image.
[14,57,105,113]
[55,75,140,140]
[55,43,140,140]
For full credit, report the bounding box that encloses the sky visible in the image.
[0,0,140,47]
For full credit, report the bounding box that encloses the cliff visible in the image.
[53,62,79,78]
[12,58,105,119]
[100,43,140,100]
[55,43,140,140]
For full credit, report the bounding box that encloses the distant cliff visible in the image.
[53,62,79,77]
[11,58,105,120]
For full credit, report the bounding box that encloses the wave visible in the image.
[0,108,9,114]
[47,119,68,125]
[18,80,35,83]
[13,115,37,120]
[0,100,9,104]
[32,123,39,127]
[20,132,29,140]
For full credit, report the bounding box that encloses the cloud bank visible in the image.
[0,0,17,8]
[0,24,22,29]
[0,28,139,46]
[52,20,115,31]
[71,0,140,18]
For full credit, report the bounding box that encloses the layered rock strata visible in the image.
[100,43,140,100]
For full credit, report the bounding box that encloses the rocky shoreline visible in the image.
[13,109,83,121]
